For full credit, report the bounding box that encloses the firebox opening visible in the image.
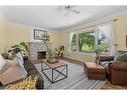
[37,51,46,59]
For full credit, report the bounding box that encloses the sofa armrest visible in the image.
[110,62,127,71]
[99,56,114,62]
[24,60,44,89]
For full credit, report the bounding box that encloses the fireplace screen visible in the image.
[37,51,46,59]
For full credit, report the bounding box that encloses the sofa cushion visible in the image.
[5,58,17,66]
[24,60,38,75]
[114,53,127,62]
[9,58,19,66]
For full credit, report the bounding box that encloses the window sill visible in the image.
[70,51,95,56]
[70,51,110,57]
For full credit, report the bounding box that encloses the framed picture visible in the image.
[34,29,47,40]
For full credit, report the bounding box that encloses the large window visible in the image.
[97,31,110,55]
[69,23,114,55]
[78,32,95,53]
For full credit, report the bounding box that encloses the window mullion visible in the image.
[76,33,79,52]
[95,30,99,49]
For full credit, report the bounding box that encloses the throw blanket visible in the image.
[100,61,114,71]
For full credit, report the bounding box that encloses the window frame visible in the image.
[96,30,110,55]
[69,29,110,55]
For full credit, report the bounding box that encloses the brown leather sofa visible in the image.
[0,60,44,89]
[98,51,127,85]
[108,61,127,85]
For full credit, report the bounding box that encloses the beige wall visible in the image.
[48,32,61,50]
[0,18,61,53]
[0,15,7,53]
[6,24,30,51]
[114,13,127,50]
[59,13,127,62]
[6,24,61,52]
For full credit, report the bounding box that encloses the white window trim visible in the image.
[76,33,79,52]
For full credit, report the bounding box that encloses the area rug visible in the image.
[34,60,106,89]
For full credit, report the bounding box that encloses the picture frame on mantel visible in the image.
[34,29,47,40]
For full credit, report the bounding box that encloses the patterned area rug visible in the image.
[34,60,106,89]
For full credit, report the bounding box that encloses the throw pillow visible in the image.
[1,53,14,60]
[6,58,18,66]
[0,60,12,74]
[16,52,24,63]
[0,55,7,70]
[114,53,127,62]
[16,52,24,67]
[0,57,20,74]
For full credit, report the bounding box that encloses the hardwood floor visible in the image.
[32,57,127,89]
[102,81,127,89]
[61,57,84,66]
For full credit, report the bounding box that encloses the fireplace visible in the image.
[29,42,51,60]
[37,51,46,59]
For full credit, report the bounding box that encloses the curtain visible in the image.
[96,22,115,56]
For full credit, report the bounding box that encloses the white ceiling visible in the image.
[1,6,127,31]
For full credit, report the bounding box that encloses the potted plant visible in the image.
[55,46,64,58]
[94,48,101,64]
[42,34,57,63]
[8,42,29,57]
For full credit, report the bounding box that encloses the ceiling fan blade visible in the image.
[70,9,80,14]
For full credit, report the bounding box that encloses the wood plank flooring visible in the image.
[32,57,127,89]
[102,81,127,89]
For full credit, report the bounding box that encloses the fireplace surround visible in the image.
[29,42,51,60]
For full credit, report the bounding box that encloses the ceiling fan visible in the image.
[56,5,80,15]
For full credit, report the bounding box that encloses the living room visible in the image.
[0,4,127,93]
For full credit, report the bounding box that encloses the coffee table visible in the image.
[41,59,68,83]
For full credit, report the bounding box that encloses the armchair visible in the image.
[96,52,127,85]
[108,61,127,85]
